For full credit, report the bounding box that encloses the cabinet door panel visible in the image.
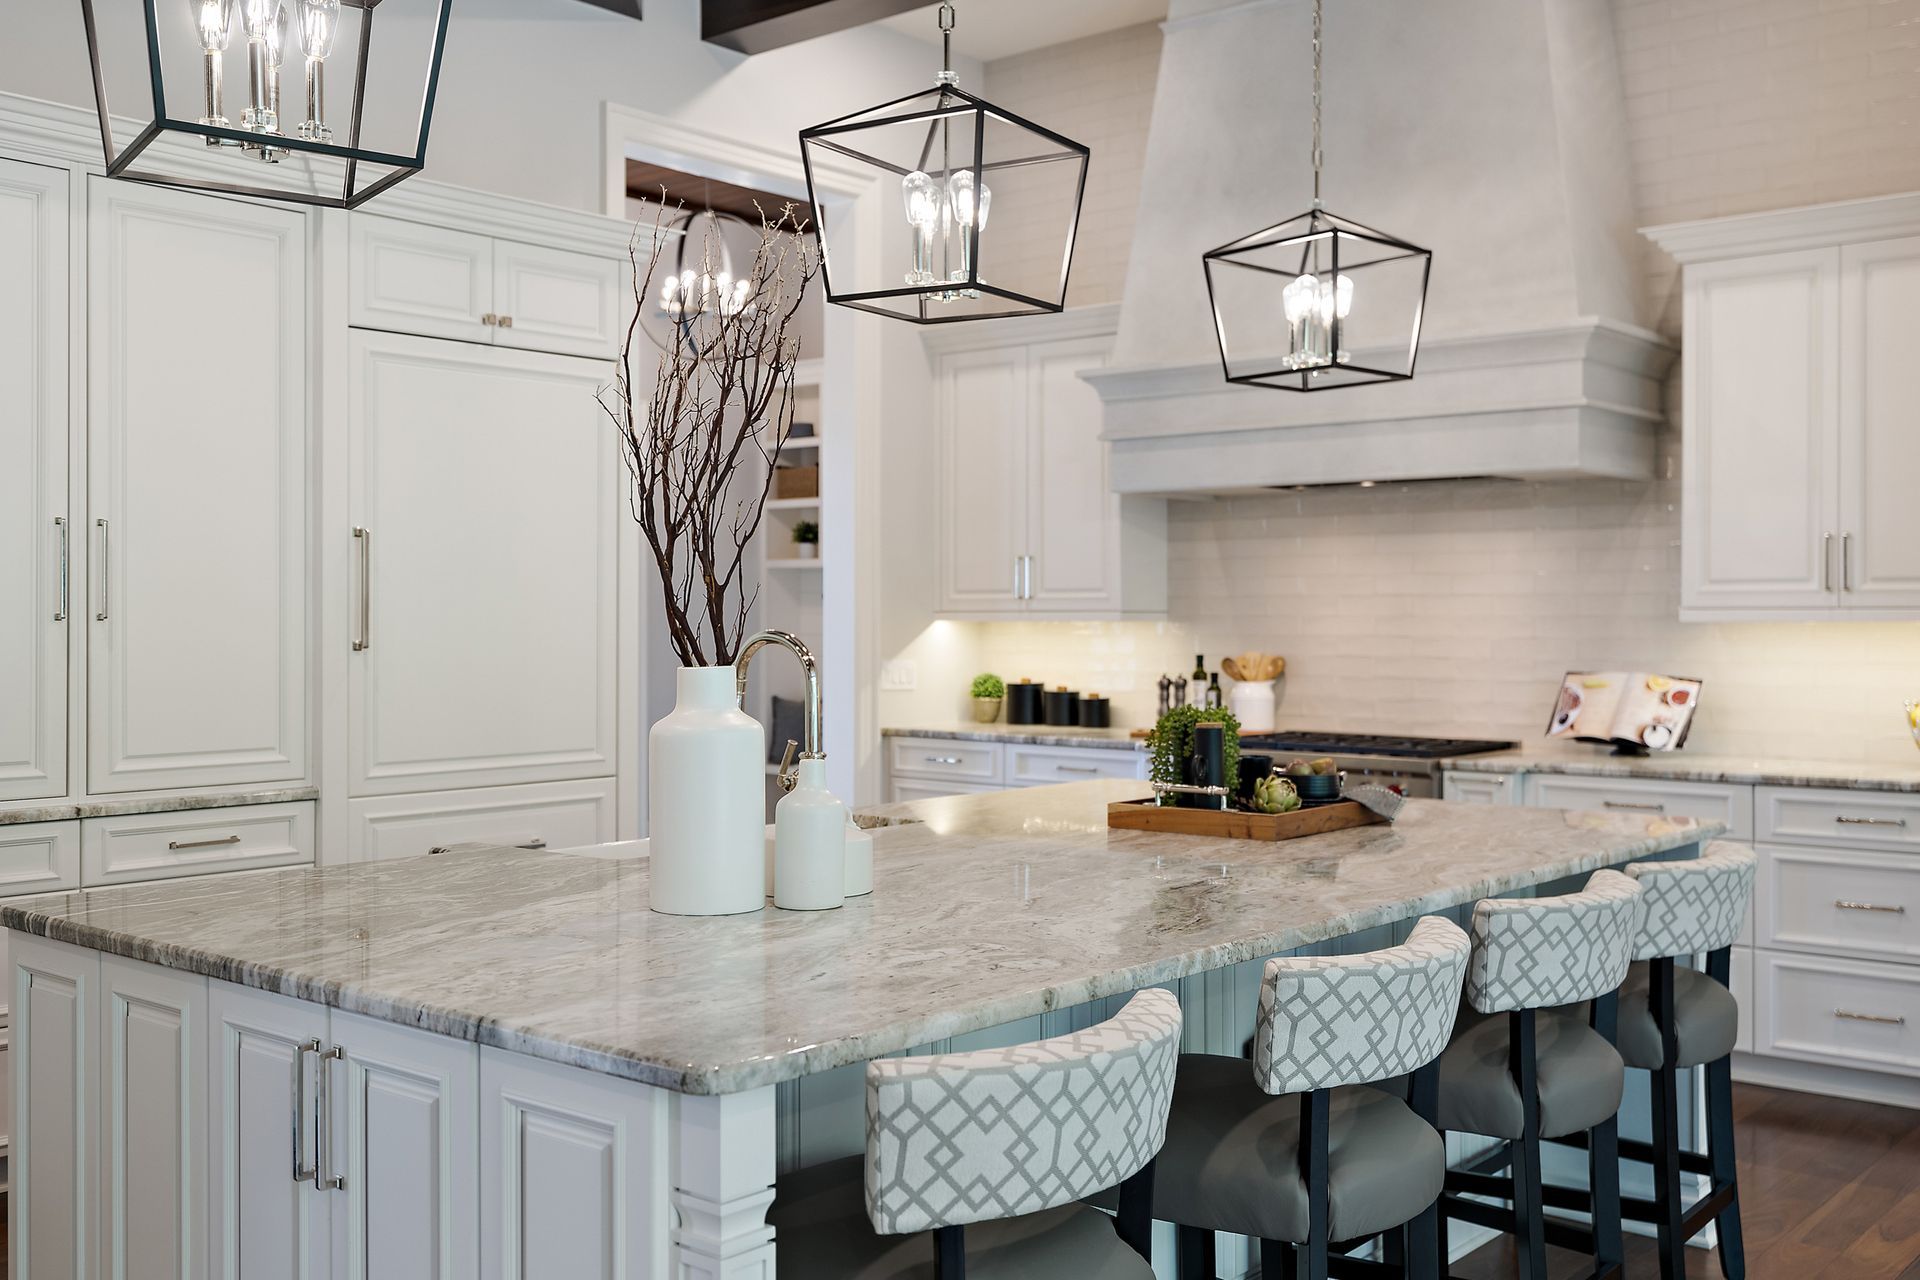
[349,216,495,345]
[12,935,98,1280]
[0,820,81,897]
[0,158,70,802]
[1840,237,1920,610]
[1025,340,1115,610]
[209,983,330,1280]
[492,240,622,359]
[937,350,1028,613]
[346,780,616,862]
[1680,249,1840,615]
[88,180,309,793]
[329,1011,477,1280]
[348,333,619,794]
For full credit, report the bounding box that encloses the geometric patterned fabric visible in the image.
[864,987,1182,1235]
[1622,841,1757,962]
[1465,870,1644,1014]
[1252,915,1471,1096]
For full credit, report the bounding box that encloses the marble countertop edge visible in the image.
[1436,751,1920,793]
[0,786,322,827]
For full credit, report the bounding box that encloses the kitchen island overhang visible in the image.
[5,780,1725,1277]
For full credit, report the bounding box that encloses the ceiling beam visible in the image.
[574,0,642,17]
[702,0,927,54]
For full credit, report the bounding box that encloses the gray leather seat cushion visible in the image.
[1612,962,1740,1070]
[1150,1054,1445,1245]
[770,1155,1154,1280]
[1436,1006,1625,1140]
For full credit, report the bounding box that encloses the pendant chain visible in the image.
[1311,0,1324,208]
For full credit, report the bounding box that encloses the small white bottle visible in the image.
[774,758,847,911]
[844,819,874,898]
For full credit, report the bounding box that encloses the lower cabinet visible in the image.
[344,778,618,862]
[884,736,1145,803]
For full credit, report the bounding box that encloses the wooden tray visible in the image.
[1107,798,1387,841]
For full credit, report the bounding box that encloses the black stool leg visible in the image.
[1301,1089,1332,1280]
[1706,946,1746,1280]
[1262,1237,1299,1280]
[1509,1011,1548,1280]
[1589,990,1625,1276]
[1648,957,1688,1280]
[1404,1061,1444,1280]
[1176,1224,1214,1279]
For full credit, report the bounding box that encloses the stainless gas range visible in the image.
[1236,731,1518,799]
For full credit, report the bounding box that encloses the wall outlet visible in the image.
[880,660,918,691]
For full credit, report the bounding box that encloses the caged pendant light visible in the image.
[797,1,1090,324]
[1202,0,1431,391]
[80,0,451,209]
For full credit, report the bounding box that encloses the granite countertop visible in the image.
[1437,747,1920,794]
[0,780,1724,1096]
[883,723,1143,750]
[0,786,322,826]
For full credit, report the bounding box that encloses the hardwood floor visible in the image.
[1452,1083,1920,1279]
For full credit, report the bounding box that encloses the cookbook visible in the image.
[1547,671,1702,752]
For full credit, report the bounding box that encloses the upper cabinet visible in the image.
[1655,197,1920,621]
[0,158,70,803]
[929,309,1167,619]
[349,214,622,360]
[87,178,310,793]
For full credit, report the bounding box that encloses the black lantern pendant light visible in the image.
[1202,0,1431,391]
[798,1,1090,324]
[81,0,451,209]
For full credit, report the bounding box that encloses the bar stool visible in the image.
[1553,842,1756,1280]
[1150,915,1472,1280]
[768,986,1181,1278]
[1434,869,1644,1280]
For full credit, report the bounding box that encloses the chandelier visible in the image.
[798,1,1090,324]
[1201,0,1431,390]
[80,0,451,208]
[645,208,761,355]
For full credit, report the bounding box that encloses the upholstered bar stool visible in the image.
[1433,869,1644,1280]
[1546,842,1756,1280]
[1150,915,1472,1280]
[768,986,1181,1278]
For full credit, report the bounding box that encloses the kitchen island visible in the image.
[5,780,1722,1279]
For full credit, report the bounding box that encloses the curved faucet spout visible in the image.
[735,630,822,785]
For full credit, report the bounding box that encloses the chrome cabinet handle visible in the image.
[292,1038,321,1181]
[53,517,69,621]
[1843,532,1854,592]
[353,527,371,652]
[95,519,110,621]
[1836,900,1905,914]
[515,838,547,850]
[497,315,514,329]
[317,1044,346,1191]
[1055,765,1100,774]
[1602,800,1666,813]
[167,834,242,851]
[1837,815,1907,828]
[1823,532,1833,591]
[1835,1009,1905,1026]
[925,755,963,766]
[1012,557,1022,599]
[481,313,498,326]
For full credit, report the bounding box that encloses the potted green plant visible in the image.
[792,520,819,561]
[970,673,1006,723]
[1146,705,1241,807]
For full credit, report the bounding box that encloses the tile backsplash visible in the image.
[889,461,1920,766]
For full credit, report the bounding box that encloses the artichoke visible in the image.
[1252,775,1301,814]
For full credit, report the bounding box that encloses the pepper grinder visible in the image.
[1157,674,1173,718]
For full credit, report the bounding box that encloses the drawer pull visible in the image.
[924,755,963,766]
[1836,900,1906,914]
[515,839,547,850]
[167,834,242,851]
[1836,816,1908,828]
[1602,800,1666,813]
[1055,765,1100,774]
[292,1038,321,1181]
[1835,1009,1906,1027]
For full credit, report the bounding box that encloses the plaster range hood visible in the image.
[1087,0,1673,496]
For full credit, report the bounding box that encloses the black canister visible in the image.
[1077,695,1111,728]
[1236,754,1274,803]
[1006,679,1045,725]
[1183,723,1228,809]
[1043,686,1080,726]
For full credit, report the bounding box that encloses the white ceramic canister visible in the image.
[648,666,767,915]
[774,757,847,910]
[844,821,874,897]
[1228,679,1277,733]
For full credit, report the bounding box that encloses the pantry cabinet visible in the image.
[928,308,1166,619]
[1655,198,1920,620]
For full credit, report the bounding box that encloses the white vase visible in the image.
[773,757,846,911]
[795,543,817,560]
[1229,679,1277,732]
[648,665,766,916]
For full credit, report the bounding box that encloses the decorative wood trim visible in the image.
[1644,191,1920,264]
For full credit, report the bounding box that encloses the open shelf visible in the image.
[766,496,820,511]
[766,558,823,571]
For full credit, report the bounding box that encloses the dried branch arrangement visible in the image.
[602,203,822,667]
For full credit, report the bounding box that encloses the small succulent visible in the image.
[1252,774,1301,814]
[792,520,819,545]
[970,673,1006,699]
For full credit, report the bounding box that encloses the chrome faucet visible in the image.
[735,629,821,792]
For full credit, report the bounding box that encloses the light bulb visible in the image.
[194,0,234,52]
[1283,273,1318,325]
[948,169,990,231]
[902,171,941,229]
[265,5,287,68]
[297,0,340,59]
[241,0,279,40]
[1319,274,1354,323]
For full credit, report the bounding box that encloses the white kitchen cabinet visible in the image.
[1837,236,1920,610]
[0,158,70,804]
[1005,744,1144,786]
[930,315,1166,619]
[0,821,81,898]
[99,956,207,1280]
[11,933,98,1280]
[883,736,1144,802]
[349,214,621,360]
[345,779,617,863]
[1524,774,1754,841]
[86,178,309,794]
[81,802,314,888]
[347,331,619,796]
[1440,772,1520,805]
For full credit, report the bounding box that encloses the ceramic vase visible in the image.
[773,757,847,911]
[649,665,766,916]
[1229,679,1277,732]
